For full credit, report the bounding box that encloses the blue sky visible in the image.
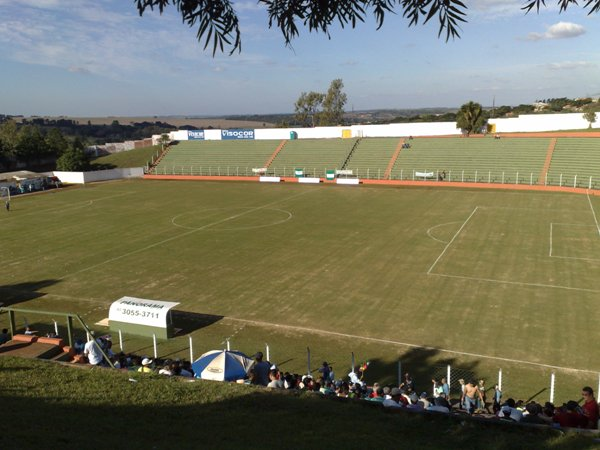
[0,0,599,116]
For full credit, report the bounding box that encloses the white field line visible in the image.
[549,222,553,257]
[429,272,600,294]
[62,190,311,278]
[550,255,600,263]
[427,207,478,274]
[0,191,135,223]
[226,316,599,374]
[587,190,600,237]
[426,221,461,244]
[548,222,600,262]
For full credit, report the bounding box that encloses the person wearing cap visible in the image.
[383,388,404,408]
[253,352,270,386]
[581,386,599,429]
[138,357,154,373]
[496,398,523,422]
[418,392,431,409]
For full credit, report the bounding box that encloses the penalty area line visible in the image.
[587,190,600,238]
[429,272,600,294]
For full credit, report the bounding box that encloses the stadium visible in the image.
[3,111,600,410]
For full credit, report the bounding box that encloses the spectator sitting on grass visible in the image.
[267,369,284,389]
[180,360,194,377]
[159,360,173,376]
[521,402,547,425]
[538,402,555,424]
[418,392,431,409]
[383,388,404,408]
[113,352,130,370]
[253,352,270,386]
[553,401,584,428]
[138,357,154,373]
[0,328,9,345]
[427,397,450,413]
[84,337,104,366]
[497,398,523,422]
[369,385,385,402]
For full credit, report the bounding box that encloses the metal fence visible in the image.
[149,165,600,190]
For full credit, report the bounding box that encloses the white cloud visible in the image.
[527,21,586,40]
[545,61,596,70]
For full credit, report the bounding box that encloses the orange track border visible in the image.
[143,174,600,196]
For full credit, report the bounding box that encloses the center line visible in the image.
[427,206,478,274]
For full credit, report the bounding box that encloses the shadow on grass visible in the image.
[171,310,224,335]
[0,377,587,450]
[359,347,481,396]
[0,279,60,308]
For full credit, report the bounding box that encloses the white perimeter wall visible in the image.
[54,167,144,184]
[490,112,599,132]
[162,112,597,143]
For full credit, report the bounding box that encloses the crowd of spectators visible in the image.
[49,335,600,432]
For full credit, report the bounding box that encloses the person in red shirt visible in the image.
[553,401,584,428]
[581,386,599,429]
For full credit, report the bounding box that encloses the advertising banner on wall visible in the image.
[188,130,205,140]
[221,129,255,140]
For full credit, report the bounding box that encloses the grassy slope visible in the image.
[90,145,160,169]
[0,357,594,450]
[1,181,600,404]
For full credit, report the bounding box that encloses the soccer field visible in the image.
[2,179,600,401]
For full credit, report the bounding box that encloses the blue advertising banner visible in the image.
[188,130,205,140]
[221,129,255,140]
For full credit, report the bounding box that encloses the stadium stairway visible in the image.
[264,140,287,169]
[340,138,362,170]
[149,145,172,174]
[538,138,557,185]
[383,138,405,179]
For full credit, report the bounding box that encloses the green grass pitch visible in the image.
[2,179,600,403]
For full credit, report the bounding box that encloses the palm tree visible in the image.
[456,101,485,136]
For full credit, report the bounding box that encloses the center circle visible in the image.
[172,207,293,231]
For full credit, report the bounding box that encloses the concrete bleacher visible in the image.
[0,334,73,361]
[267,138,358,178]
[390,137,550,184]
[343,138,401,179]
[546,138,600,189]
[153,140,281,176]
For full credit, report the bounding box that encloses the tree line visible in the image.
[0,120,94,172]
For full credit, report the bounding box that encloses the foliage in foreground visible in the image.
[0,357,595,449]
